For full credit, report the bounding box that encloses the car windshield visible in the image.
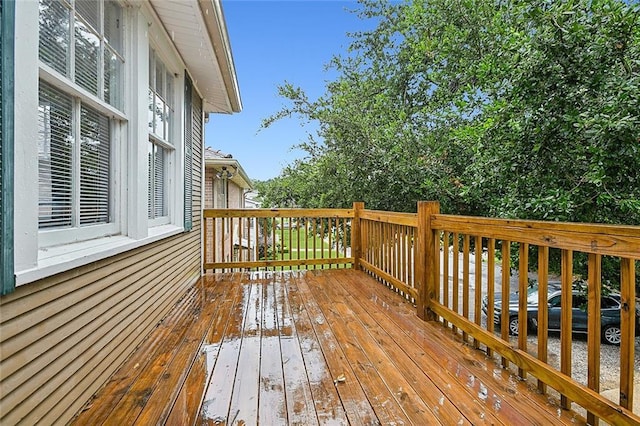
[526,288,539,304]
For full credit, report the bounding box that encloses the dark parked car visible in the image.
[482,282,637,345]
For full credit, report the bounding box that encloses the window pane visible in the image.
[104,0,123,55]
[154,96,166,140]
[155,59,165,98]
[154,146,166,217]
[39,82,73,229]
[148,89,154,134]
[104,46,123,109]
[79,105,110,225]
[75,0,99,33]
[148,142,166,219]
[165,71,174,138]
[39,0,71,76]
[74,18,99,96]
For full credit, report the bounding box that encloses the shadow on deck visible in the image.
[72,269,586,425]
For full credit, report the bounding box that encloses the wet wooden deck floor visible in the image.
[72,269,586,425]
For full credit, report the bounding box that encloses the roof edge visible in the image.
[206,158,253,190]
[198,0,242,113]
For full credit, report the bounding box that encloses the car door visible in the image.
[548,294,562,330]
[571,294,589,332]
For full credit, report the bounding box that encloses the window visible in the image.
[147,48,175,224]
[148,143,167,220]
[38,81,111,229]
[38,0,124,110]
[37,0,123,245]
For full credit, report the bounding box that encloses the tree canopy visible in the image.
[259,0,640,226]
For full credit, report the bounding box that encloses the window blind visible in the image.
[148,142,166,219]
[38,0,71,76]
[38,81,74,229]
[79,105,110,225]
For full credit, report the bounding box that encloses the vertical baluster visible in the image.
[501,240,511,368]
[560,249,573,410]
[586,252,601,425]
[486,238,495,357]
[537,246,549,394]
[518,243,529,379]
[620,257,636,411]
[452,232,459,335]
[474,235,482,349]
[443,231,450,328]
[462,234,470,342]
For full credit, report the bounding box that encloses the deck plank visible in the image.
[305,271,449,425]
[258,275,288,425]
[283,275,347,424]
[166,273,245,425]
[133,274,236,425]
[340,269,586,425]
[311,270,487,425]
[199,277,251,424]
[275,275,323,425]
[291,273,380,424]
[296,273,414,425]
[72,269,591,425]
[71,284,200,424]
[227,282,262,424]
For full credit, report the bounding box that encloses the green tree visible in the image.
[261,0,640,227]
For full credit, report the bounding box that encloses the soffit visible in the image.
[149,0,241,114]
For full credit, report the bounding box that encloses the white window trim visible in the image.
[13,2,190,286]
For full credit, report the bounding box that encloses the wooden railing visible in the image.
[203,208,354,271]
[203,202,640,425]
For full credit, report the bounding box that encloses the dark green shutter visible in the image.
[1,0,16,294]
[184,74,193,231]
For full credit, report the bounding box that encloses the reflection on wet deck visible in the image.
[72,269,586,425]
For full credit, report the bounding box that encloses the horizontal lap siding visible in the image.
[0,95,205,425]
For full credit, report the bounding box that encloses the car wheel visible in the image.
[508,316,519,335]
[602,324,621,345]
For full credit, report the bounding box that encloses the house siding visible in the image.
[0,98,204,426]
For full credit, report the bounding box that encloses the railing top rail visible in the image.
[360,209,418,227]
[432,214,640,258]
[203,208,355,219]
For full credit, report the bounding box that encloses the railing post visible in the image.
[417,201,440,321]
[351,202,364,270]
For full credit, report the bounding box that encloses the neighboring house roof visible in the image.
[205,147,253,190]
[150,0,241,113]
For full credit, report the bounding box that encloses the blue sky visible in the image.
[204,1,374,182]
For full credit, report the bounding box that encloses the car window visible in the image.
[548,295,561,308]
[601,297,620,309]
[573,295,587,309]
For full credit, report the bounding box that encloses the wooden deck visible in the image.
[72,269,587,425]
